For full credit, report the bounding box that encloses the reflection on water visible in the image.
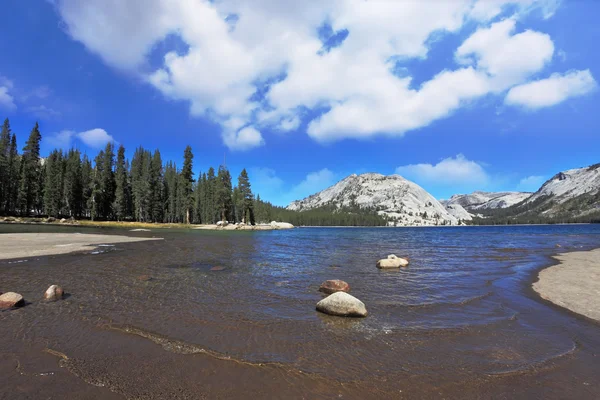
[1,223,600,398]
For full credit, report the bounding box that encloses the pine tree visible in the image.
[181,146,194,224]
[0,118,11,213]
[63,149,82,217]
[131,147,151,221]
[216,165,233,222]
[114,145,127,221]
[17,122,42,216]
[44,149,64,217]
[149,150,164,222]
[99,142,115,219]
[237,168,255,224]
[163,161,178,223]
[89,150,104,220]
[205,167,217,223]
[81,155,93,218]
[5,133,20,214]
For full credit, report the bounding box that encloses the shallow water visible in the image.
[1,224,599,399]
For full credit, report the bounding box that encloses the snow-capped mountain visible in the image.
[287,173,462,226]
[526,165,600,205]
[446,191,531,211]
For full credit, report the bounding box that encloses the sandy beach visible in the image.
[0,233,163,261]
[533,248,600,321]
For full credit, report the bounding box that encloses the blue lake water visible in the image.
[1,223,599,398]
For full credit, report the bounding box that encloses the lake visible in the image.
[1,224,599,399]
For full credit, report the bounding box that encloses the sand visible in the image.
[533,248,600,321]
[0,233,163,261]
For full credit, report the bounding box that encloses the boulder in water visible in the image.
[377,255,409,268]
[44,285,64,301]
[0,292,25,309]
[319,280,350,294]
[316,292,367,317]
[270,221,294,229]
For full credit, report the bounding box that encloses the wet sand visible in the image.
[0,233,163,261]
[533,248,600,321]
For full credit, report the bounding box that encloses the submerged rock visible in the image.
[0,292,25,309]
[316,292,367,318]
[377,255,409,268]
[210,266,226,271]
[137,275,154,282]
[44,285,64,301]
[319,280,350,294]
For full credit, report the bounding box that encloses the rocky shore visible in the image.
[194,221,294,231]
[533,248,600,322]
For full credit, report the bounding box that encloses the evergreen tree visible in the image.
[180,146,194,224]
[89,150,104,220]
[63,149,82,217]
[99,142,115,219]
[163,161,178,223]
[43,149,64,217]
[5,133,20,214]
[237,168,255,224]
[81,155,93,218]
[114,145,128,221]
[216,165,233,222]
[131,147,151,221]
[0,118,11,213]
[17,122,42,215]
[150,150,164,222]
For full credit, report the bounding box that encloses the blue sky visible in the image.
[0,0,599,206]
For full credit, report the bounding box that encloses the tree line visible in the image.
[0,119,256,224]
[0,119,388,226]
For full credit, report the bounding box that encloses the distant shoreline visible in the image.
[532,248,600,322]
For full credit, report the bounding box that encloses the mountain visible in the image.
[287,173,462,226]
[473,164,600,223]
[446,191,532,211]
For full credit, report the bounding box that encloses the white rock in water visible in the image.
[316,292,367,318]
[0,292,25,309]
[270,221,294,229]
[44,285,64,301]
[377,256,409,268]
[130,229,151,232]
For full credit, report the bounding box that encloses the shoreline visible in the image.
[0,218,294,231]
[0,233,163,261]
[532,248,600,322]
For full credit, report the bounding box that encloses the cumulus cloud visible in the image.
[289,168,337,201]
[223,126,265,151]
[505,70,597,109]
[517,175,546,191]
[46,128,116,150]
[0,76,16,110]
[77,128,116,149]
[395,154,489,186]
[54,0,571,148]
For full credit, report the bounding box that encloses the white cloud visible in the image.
[395,154,489,186]
[505,70,597,109]
[517,175,546,191]
[54,0,570,148]
[456,19,554,90]
[0,85,16,110]
[77,128,116,149]
[223,126,264,151]
[45,128,117,150]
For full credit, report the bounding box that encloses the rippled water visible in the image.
[1,224,600,399]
